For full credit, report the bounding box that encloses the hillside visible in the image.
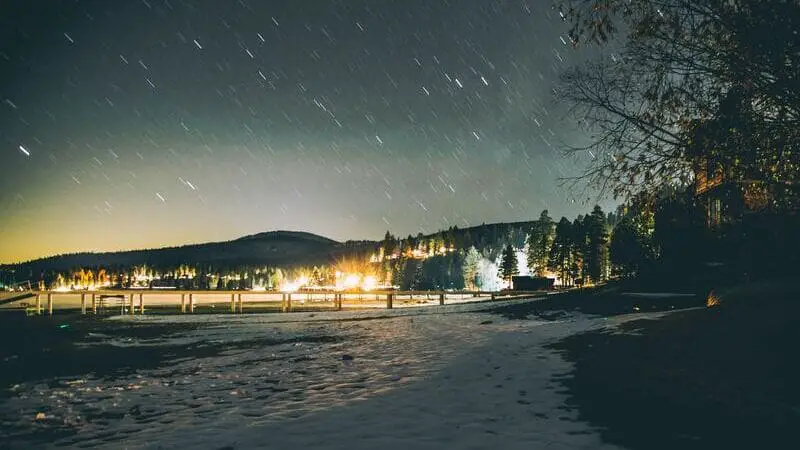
[2,231,374,275]
[387,220,537,258]
[0,220,542,283]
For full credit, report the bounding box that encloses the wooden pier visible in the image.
[0,289,543,316]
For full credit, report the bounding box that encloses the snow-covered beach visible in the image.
[1,298,657,449]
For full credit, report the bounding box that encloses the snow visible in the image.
[621,292,697,298]
[2,298,651,449]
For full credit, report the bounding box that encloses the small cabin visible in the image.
[511,276,555,291]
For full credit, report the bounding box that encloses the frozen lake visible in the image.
[0,299,645,449]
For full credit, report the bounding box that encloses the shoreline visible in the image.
[538,282,800,450]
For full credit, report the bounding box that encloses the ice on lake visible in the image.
[1,299,639,449]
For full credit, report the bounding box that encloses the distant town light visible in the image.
[280,275,309,293]
[361,275,377,291]
[343,274,361,290]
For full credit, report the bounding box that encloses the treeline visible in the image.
[377,221,533,261]
[374,207,624,290]
[4,196,746,292]
[37,263,324,292]
[554,0,800,282]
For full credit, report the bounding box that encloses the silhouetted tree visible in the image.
[610,217,648,278]
[586,205,610,283]
[410,259,424,290]
[548,217,574,286]
[570,215,587,285]
[527,210,555,276]
[498,244,519,288]
[558,0,800,201]
[462,246,481,290]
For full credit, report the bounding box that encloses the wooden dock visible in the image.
[0,289,544,316]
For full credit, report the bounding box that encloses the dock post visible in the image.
[47,293,53,316]
[139,293,144,315]
[439,293,445,306]
[129,293,135,315]
[181,293,186,313]
[36,294,41,315]
[337,293,342,311]
[237,293,243,314]
[286,293,292,312]
[81,293,87,314]
[91,294,97,314]
[491,292,496,301]
[387,293,393,309]
[230,293,236,313]
[189,293,194,313]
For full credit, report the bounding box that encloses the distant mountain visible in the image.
[3,230,376,275]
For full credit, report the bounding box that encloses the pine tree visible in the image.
[410,260,424,290]
[548,217,574,286]
[462,246,481,290]
[311,267,325,286]
[527,210,555,276]
[570,215,587,286]
[610,217,646,278]
[498,244,519,288]
[525,231,537,274]
[586,205,610,283]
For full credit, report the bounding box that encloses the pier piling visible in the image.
[47,293,53,316]
[81,293,86,314]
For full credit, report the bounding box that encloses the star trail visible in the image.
[1,0,606,263]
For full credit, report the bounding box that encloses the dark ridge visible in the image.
[2,231,372,274]
[235,230,340,245]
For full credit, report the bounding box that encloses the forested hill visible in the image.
[2,231,375,276]
[392,220,537,256]
[1,220,560,283]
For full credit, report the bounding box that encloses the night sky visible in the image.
[1,0,608,263]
